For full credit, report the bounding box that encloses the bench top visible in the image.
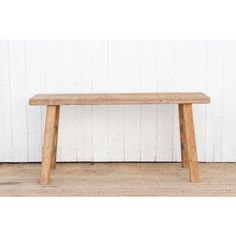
[29,92,210,105]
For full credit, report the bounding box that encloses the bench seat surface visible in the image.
[29,92,210,105]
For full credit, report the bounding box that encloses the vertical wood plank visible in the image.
[8,41,28,162]
[56,41,77,162]
[172,41,190,162]
[108,40,125,161]
[140,40,158,161]
[0,41,12,162]
[90,41,109,161]
[157,40,175,161]
[123,41,141,161]
[205,41,224,162]
[222,40,236,162]
[25,40,44,162]
[75,41,93,162]
[43,41,61,161]
[188,40,208,162]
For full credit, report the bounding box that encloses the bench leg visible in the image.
[51,106,60,170]
[178,104,189,168]
[178,104,199,182]
[40,105,58,185]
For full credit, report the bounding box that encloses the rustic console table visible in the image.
[29,92,210,185]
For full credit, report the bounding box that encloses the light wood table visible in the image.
[29,92,210,185]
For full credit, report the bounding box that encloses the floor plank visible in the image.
[0,163,236,196]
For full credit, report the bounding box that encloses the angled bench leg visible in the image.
[178,104,189,168]
[51,106,60,170]
[40,105,58,185]
[178,104,199,182]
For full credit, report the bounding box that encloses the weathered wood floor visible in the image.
[0,163,235,196]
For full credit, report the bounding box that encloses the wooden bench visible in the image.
[29,92,210,185]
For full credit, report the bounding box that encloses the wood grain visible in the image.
[29,92,210,105]
[180,104,199,182]
[51,106,60,170]
[40,105,57,185]
[0,163,236,196]
[178,104,189,168]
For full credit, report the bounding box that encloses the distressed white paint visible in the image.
[0,40,235,162]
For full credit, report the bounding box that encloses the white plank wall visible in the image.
[0,40,236,162]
